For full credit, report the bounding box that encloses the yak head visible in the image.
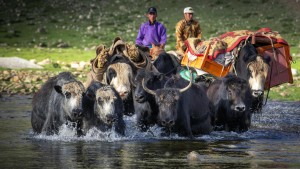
[224,75,251,116]
[94,86,121,126]
[142,71,193,128]
[247,55,270,97]
[238,42,270,98]
[54,81,85,121]
[105,62,133,100]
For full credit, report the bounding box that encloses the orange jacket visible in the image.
[175,19,202,54]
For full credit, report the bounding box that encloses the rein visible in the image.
[262,33,276,106]
[264,61,272,106]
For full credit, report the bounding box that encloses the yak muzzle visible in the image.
[72,108,83,118]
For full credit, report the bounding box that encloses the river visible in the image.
[0,95,299,168]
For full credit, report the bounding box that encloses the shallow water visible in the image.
[0,95,299,168]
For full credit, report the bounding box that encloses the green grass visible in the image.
[0,0,299,100]
[0,47,94,63]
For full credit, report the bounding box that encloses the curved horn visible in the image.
[142,78,156,96]
[179,70,193,93]
[130,77,137,88]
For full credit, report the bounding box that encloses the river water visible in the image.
[0,95,299,168]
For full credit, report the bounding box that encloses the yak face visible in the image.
[224,76,250,117]
[226,84,246,114]
[247,56,270,97]
[106,62,133,100]
[54,81,85,121]
[156,89,180,128]
[94,86,119,126]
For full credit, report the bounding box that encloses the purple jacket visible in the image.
[136,21,167,47]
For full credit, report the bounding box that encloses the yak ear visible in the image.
[242,43,257,63]
[106,68,116,84]
[54,85,63,94]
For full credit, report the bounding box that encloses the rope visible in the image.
[264,61,272,106]
[261,32,276,106]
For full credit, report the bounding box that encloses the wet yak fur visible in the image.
[81,81,125,136]
[233,41,270,112]
[102,54,137,116]
[133,68,169,131]
[207,74,252,132]
[143,73,212,138]
[31,72,85,135]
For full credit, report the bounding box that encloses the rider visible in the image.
[136,7,167,51]
[175,7,202,56]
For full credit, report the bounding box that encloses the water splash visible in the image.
[31,101,300,142]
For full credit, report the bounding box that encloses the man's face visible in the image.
[147,12,157,23]
[184,13,193,22]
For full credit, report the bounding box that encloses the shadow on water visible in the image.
[0,95,299,168]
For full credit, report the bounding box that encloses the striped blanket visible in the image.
[185,28,289,60]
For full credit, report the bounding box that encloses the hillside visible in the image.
[0,0,299,53]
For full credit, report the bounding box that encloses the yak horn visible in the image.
[130,77,137,88]
[179,70,193,93]
[142,78,156,96]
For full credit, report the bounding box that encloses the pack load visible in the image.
[181,28,293,88]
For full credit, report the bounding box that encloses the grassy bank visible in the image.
[0,0,299,101]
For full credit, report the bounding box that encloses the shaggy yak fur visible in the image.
[233,42,270,112]
[133,68,169,132]
[207,74,252,132]
[143,74,212,138]
[81,82,125,136]
[102,55,136,116]
[31,72,85,135]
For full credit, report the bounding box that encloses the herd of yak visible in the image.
[31,40,271,138]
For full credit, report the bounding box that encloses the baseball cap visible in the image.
[184,7,194,13]
[147,7,157,14]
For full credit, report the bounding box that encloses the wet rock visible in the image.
[187,151,201,161]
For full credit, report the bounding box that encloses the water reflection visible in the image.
[0,95,299,168]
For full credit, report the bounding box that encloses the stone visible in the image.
[11,76,20,82]
[187,151,201,161]
[291,68,298,76]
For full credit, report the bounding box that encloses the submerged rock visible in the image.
[187,151,201,161]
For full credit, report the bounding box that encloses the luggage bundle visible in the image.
[181,28,293,88]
